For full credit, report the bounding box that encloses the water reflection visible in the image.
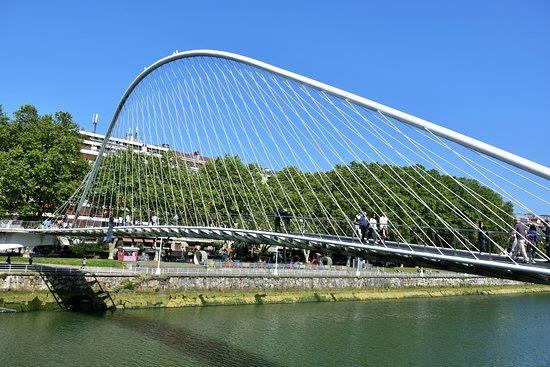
[1,293,549,367]
[110,312,286,367]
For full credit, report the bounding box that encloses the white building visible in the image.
[79,130,209,170]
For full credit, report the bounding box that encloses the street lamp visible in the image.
[274,246,279,276]
[155,238,162,275]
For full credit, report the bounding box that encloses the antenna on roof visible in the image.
[92,113,99,133]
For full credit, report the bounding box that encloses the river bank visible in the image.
[2,284,549,312]
[1,270,549,312]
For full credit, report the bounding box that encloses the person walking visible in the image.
[355,213,369,242]
[379,214,388,243]
[274,208,282,232]
[282,210,292,233]
[368,214,377,242]
[526,224,540,264]
[509,218,529,263]
[373,214,381,242]
[81,257,87,269]
[103,216,115,244]
[173,213,179,226]
[544,222,550,262]
[353,213,361,238]
[151,214,159,226]
[478,221,488,254]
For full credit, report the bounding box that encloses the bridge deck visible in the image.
[17,225,550,285]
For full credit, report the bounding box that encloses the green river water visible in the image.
[1,293,549,366]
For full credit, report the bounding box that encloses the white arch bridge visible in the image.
[23,50,550,284]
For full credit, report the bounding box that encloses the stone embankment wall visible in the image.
[0,272,524,292]
[0,272,547,312]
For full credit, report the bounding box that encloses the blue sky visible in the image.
[2,0,549,170]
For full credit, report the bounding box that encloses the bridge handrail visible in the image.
[56,213,525,236]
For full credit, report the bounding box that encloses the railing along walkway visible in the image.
[0,264,474,278]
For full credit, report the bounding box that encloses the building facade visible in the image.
[79,130,209,170]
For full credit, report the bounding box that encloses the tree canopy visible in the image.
[0,103,513,247]
[86,148,513,245]
[0,104,89,219]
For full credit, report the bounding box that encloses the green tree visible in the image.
[0,104,89,219]
[83,144,513,247]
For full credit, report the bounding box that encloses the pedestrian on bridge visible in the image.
[543,222,550,262]
[353,213,361,237]
[526,224,540,264]
[355,213,369,242]
[151,214,159,226]
[478,221,488,254]
[368,214,377,241]
[274,208,282,232]
[173,213,179,226]
[282,210,292,233]
[510,218,529,263]
[379,214,388,243]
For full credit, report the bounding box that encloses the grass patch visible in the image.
[0,256,125,268]
[121,279,136,290]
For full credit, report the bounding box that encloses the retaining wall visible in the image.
[0,272,524,292]
[1,271,547,312]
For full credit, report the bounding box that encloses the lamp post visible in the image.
[155,238,162,275]
[274,246,279,276]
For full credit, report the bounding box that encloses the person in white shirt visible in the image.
[353,213,361,238]
[379,214,388,243]
[151,214,159,226]
[368,215,378,242]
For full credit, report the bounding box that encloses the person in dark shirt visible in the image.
[354,213,369,242]
[510,218,528,263]
[526,224,540,264]
[282,210,292,233]
[274,209,282,232]
[478,221,488,254]
[543,222,550,263]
